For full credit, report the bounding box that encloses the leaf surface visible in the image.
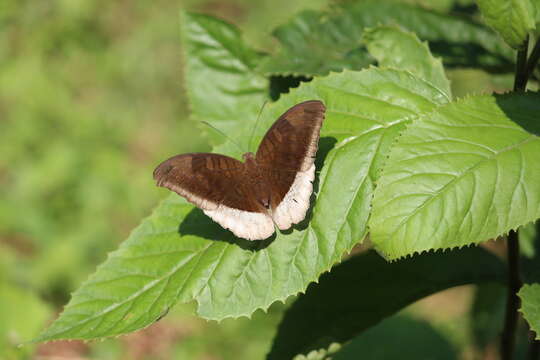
[519,283,540,339]
[181,12,268,147]
[477,0,537,48]
[258,0,512,76]
[370,93,540,260]
[363,25,452,99]
[36,68,447,341]
[268,247,505,359]
[333,316,457,360]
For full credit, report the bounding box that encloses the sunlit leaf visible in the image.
[477,0,537,48]
[363,25,452,99]
[36,68,447,341]
[370,92,540,260]
[268,247,505,359]
[181,12,269,147]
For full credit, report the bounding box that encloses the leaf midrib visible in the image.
[43,244,211,339]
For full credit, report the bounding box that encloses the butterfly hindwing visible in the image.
[153,153,275,240]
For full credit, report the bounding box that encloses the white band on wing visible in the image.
[272,164,315,230]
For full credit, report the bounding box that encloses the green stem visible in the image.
[514,37,530,91]
[501,230,522,360]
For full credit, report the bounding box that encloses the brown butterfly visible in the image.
[153,100,326,240]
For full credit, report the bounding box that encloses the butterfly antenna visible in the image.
[248,101,269,153]
[200,121,245,153]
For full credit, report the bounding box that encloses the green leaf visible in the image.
[519,283,540,339]
[181,12,269,147]
[534,0,540,27]
[476,0,537,49]
[522,221,540,283]
[258,0,512,76]
[256,7,374,76]
[370,92,540,260]
[519,221,538,258]
[363,25,452,99]
[36,68,447,342]
[333,316,457,360]
[268,247,505,360]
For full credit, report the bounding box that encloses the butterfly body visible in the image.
[154,100,325,240]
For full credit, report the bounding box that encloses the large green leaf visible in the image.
[258,0,512,76]
[363,25,452,99]
[267,247,505,360]
[476,0,537,49]
[519,283,540,339]
[181,12,268,147]
[35,68,447,341]
[370,93,540,260]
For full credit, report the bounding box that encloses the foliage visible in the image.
[519,284,540,339]
[268,247,505,359]
[476,0,537,48]
[370,93,540,260]
[257,0,514,76]
[4,0,540,359]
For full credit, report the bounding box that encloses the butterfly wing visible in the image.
[154,153,275,240]
[255,100,325,230]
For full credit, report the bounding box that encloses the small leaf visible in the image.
[181,12,269,147]
[477,0,537,48]
[519,221,538,258]
[36,68,447,342]
[519,283,540,339]
[258,0,512,76]
[268,247,505,360]
[370,92,540,260]
[363,25,452,99]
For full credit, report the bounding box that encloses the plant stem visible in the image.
[501,39,530,359]
[525,38,540,84]
[528,334,540,360]
[514,37,530,91]
[501,230,522,360]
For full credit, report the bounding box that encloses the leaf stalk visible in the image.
[500,230,522,360]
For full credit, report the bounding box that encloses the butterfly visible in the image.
[153,100,326,240]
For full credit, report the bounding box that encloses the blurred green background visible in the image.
[0,1,327,358]
[0,0,523,359]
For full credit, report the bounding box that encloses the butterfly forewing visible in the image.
[256,100,325,229]
[256,100,325,172]
[153,153,275,240]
